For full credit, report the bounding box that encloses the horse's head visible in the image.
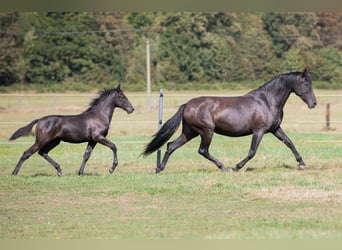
[293,68,317,109]
[113,84,134,114]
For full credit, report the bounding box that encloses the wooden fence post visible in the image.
[326,103,330,130]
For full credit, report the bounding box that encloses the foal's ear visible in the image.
[116,84,121,90]
[302,68,310,77]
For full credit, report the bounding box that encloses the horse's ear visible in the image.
[117,84,121,90]
[302,68,310,77]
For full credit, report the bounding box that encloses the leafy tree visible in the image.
[93,12,135,83]
[317,12,342,48]
[158,13,206,83]
[1,12,340,87]
[262,13,288,57]
[127,12,154,29]
[313,46,342,82]
[281,48,305,72]
[236,13,274,80]
[0,13,21,85]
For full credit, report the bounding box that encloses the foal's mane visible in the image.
[83,88,117,113]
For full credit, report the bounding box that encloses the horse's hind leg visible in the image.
[12,143,40,175]
[38,139,62,176]
[198,129,227,172]
[78,141,97,176]
[157,128,198,173]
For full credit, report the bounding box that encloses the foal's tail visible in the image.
[143,104,186,156]
[9,119,39,141]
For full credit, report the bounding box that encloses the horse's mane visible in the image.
[248,71,301,94]
[83,88,116,113]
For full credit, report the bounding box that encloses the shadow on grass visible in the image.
[26,172,101,178]
[245,164,294,172]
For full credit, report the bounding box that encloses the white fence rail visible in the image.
[1,93,342,135]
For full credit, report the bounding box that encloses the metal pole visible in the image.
[146,37,151,112]
[157,89,164,167]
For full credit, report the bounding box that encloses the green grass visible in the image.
[0,89,341,239]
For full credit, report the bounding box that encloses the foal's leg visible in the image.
[95,136,118,173]
[38,139,62,176]
[198,129,227,172]
[232,131,264,172]
[272,127,306,169]
[156,128,198,173]
[12,143,40,175]
[78,141,97,176]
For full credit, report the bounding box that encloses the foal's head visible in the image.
[85,85,134,114]
[112,85,134,114]
[292,68,317,109]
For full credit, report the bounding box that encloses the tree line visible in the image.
[0,12,341,88]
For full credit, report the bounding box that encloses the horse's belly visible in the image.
[214,126,253,137]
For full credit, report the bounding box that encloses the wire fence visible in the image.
[0,92,342,138]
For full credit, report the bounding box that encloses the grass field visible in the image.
[0,89,341,239]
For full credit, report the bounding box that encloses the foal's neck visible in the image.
[101,100,116,123]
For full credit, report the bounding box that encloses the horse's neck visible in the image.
[259,78,293,111]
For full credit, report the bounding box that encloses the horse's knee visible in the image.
[198,147,208,157]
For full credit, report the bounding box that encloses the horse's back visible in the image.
[183,95,271,136]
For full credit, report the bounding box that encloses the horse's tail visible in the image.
[143,104,186,156]
[9,119,39,141]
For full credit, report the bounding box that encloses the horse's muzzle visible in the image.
[307,100,317,109]
[127,107,135,114]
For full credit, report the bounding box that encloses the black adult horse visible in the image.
[10,85,134,176]
[143,69,317,173]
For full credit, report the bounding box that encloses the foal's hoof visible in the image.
[299,165,307,170]
[57,171,62,177]
[155,168,161,174]
[109,167,115,174]
[231,167,239,172]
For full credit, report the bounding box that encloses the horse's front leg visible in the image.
[96,137,118,173]
[232,131,264,172]
[272,127,306,169]
[78,141,97,176]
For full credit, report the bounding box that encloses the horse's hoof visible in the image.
[155,168,161,174]
[57,172,62,177]
[220,167,228,173]
[299,165,307,170]
[109,168,114,174]
[231,167,239,172]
